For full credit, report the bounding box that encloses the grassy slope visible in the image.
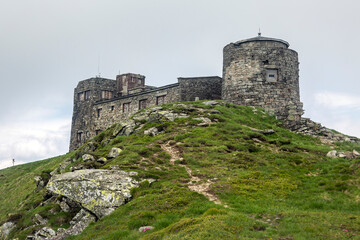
[1,101,360,239]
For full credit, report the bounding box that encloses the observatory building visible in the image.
[70,34,303,151]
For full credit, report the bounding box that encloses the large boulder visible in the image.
[47,170,139,218]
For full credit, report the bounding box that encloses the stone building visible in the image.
[70,75,222,151]
[222,33,303,128]
[70,34,303,151]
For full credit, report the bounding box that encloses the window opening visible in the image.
[156,95,166,105]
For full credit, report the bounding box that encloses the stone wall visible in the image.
[222,37,303,128]
[92,83,180,134]
[178,77,222,101]
[70,78,117,151]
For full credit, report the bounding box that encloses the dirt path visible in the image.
[161,142,221,205]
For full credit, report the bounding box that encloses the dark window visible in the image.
[95,129,102,135]
[123,103,130,113]
[156,95,166,105]
[97,108,102,118]
[78,92,85,101]
[77,132,83,142]
[84,90,91,100]
[110,106,115,112]
[269,74,275,78]
[139,99,147,110]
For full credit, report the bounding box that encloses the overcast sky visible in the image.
[0,0,359,169]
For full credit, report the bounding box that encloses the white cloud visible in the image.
[314,91,360,109]
[306,91,360,138]
[0,108,70,170]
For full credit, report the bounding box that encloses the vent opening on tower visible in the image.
[265,69,278,82]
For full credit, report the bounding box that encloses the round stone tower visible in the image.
[222,34,303,128]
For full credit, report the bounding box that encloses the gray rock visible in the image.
[112,120,136,137]
[82,154,95,162]
[194,117,212,127]
[35,227,56,239]
[46,169,139,218]
[353,150,360,157]
[338,152,346,158]
[108,147,122,158]
[59,201,70,213]
[58,158,74,173]
[326,150,337,158]
[144,127,159,136]
[34,176,45,191]
[48,209,96,240]
[97,157,108,164]
[0,222,15,239]
[138,226,155,232]
[34,213,48,225]
[203,100,219,106]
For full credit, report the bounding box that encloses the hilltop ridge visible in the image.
[1,101,360,240]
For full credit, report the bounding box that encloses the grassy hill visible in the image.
[1,101,360,239]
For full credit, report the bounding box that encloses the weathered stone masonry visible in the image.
[70,35,305,151]
[70,75,222,151]
[222,35,303,128]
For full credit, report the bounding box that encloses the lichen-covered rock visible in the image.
[108,148,122,158]
[35,227,56,239]
[0,222,15,239]
[47,170,139,218]
[97,157,108,164]
[50,209,96,240]
[59,201,70,212]
[112,120,136,137]
[82,154,95,162]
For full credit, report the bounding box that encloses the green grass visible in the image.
[1,101,360,239]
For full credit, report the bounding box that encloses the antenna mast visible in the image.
[97,54,101,77]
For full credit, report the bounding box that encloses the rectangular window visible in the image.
[266,69,278,82]
[139,99,147,110]
[101,90,113,99]
[123,103,130,113]
[77,132,83,142]
[78,92,85,101]
[156,95,166,105]
[84,90,91,100]
[110,106,115,112]
[97,108,102,118]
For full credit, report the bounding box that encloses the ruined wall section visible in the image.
[222,39,303,128]
[92,83,180,135]
[178,77,222,101]
[70,78,117,151]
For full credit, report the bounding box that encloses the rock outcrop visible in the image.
[47,169,139,218]
[0,222,15,240]
[295,118,359,143]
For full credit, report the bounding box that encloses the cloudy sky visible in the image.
[0,0,359,169]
